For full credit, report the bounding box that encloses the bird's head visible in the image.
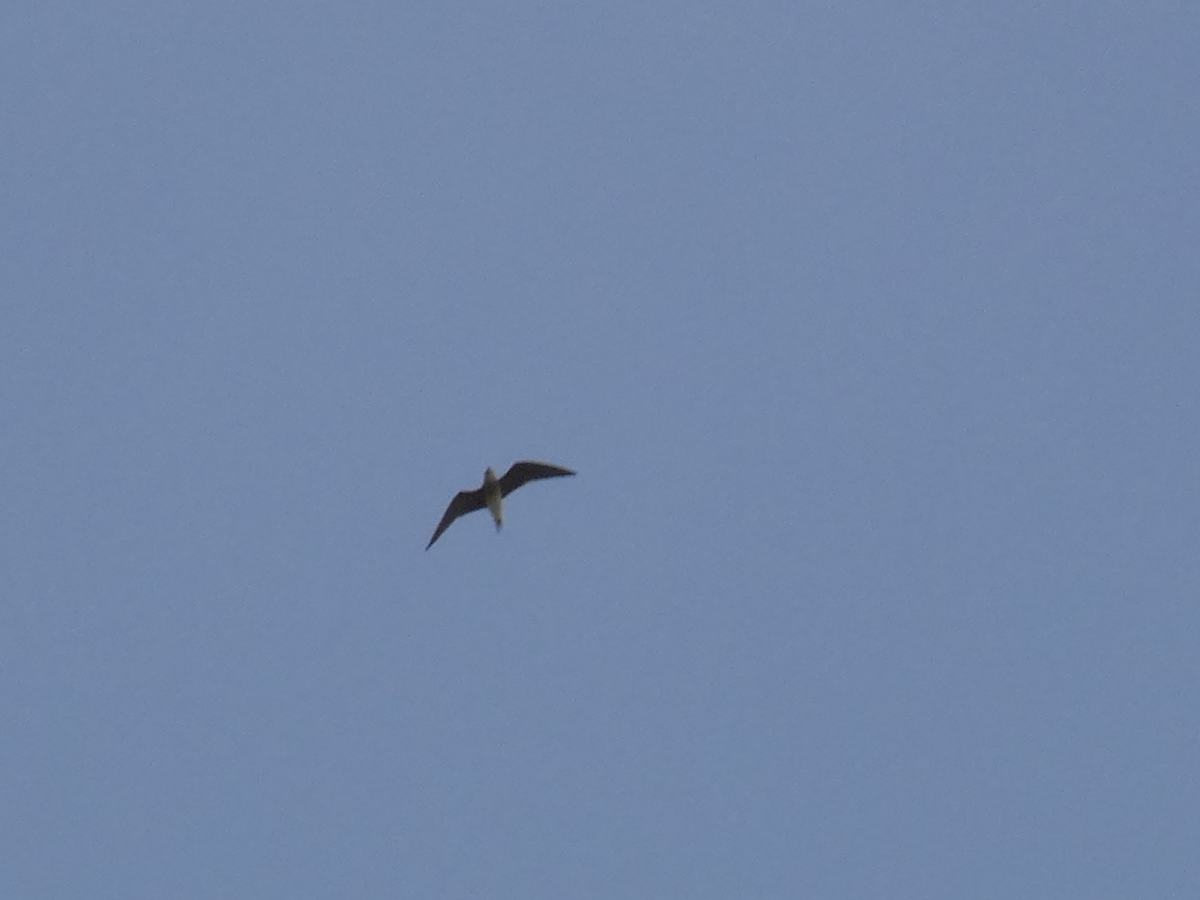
[484,467,498,484]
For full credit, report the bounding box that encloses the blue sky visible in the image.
[3,2,1198,897]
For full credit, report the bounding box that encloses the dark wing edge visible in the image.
[498,461,576,497]
[425,488,487,549]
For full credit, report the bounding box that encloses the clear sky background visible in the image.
[3,2,1197,897]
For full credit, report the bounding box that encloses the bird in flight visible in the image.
[425,460,575,549]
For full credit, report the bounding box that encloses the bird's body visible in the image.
[425,461,575,549]
[482,467,503,530]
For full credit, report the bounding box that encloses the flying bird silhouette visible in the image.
[425,461,575,549]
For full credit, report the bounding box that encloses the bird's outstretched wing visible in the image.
[426,488,487,550]
[498,461,576,497]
